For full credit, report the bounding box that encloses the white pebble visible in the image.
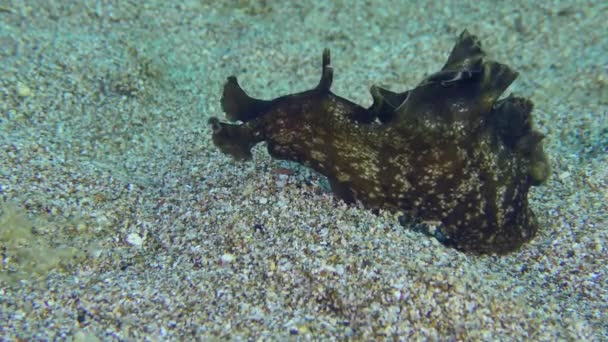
[220,253,236,265]
[126,232,144,247]
[16,84,31,97]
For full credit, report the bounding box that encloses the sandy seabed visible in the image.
[1,0,607,340]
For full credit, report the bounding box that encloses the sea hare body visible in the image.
[209,31,549,254]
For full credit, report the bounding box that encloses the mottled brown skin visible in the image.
[208,30,550,254]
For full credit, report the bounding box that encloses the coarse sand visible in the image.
[1,0,607,340]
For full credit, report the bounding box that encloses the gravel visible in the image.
[1,0,606,340]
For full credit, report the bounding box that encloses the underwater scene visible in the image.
[1,0,606,340]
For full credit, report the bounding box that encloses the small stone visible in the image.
[594,238,603,252]
[126,232,144,247]
[16,84,31,97]
[76,222,87,232]
[220,253,236,265]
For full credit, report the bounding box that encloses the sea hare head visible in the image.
[209,30,549,254]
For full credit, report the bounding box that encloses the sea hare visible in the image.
[209,30,550,254]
